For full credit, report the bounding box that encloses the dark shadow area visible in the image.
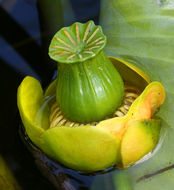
[0,59,56,190]
[0,6,55,86]
[0,0,100,189]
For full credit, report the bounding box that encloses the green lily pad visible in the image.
[90,0,174,189]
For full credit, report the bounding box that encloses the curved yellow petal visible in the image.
[17,76,49,147]
[121,119,161,167]
[42,126,119,172]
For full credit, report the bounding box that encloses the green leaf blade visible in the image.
[93,0,174,189]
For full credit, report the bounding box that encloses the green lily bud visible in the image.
[49,20,124,123]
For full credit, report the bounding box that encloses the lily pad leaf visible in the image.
[91,0,174,189]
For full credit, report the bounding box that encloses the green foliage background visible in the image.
[91,0,174,189]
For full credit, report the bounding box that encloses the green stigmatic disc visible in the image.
[49,20,124,123]
[49,20,106,63]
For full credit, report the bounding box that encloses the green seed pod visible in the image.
[49,20,124,123]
